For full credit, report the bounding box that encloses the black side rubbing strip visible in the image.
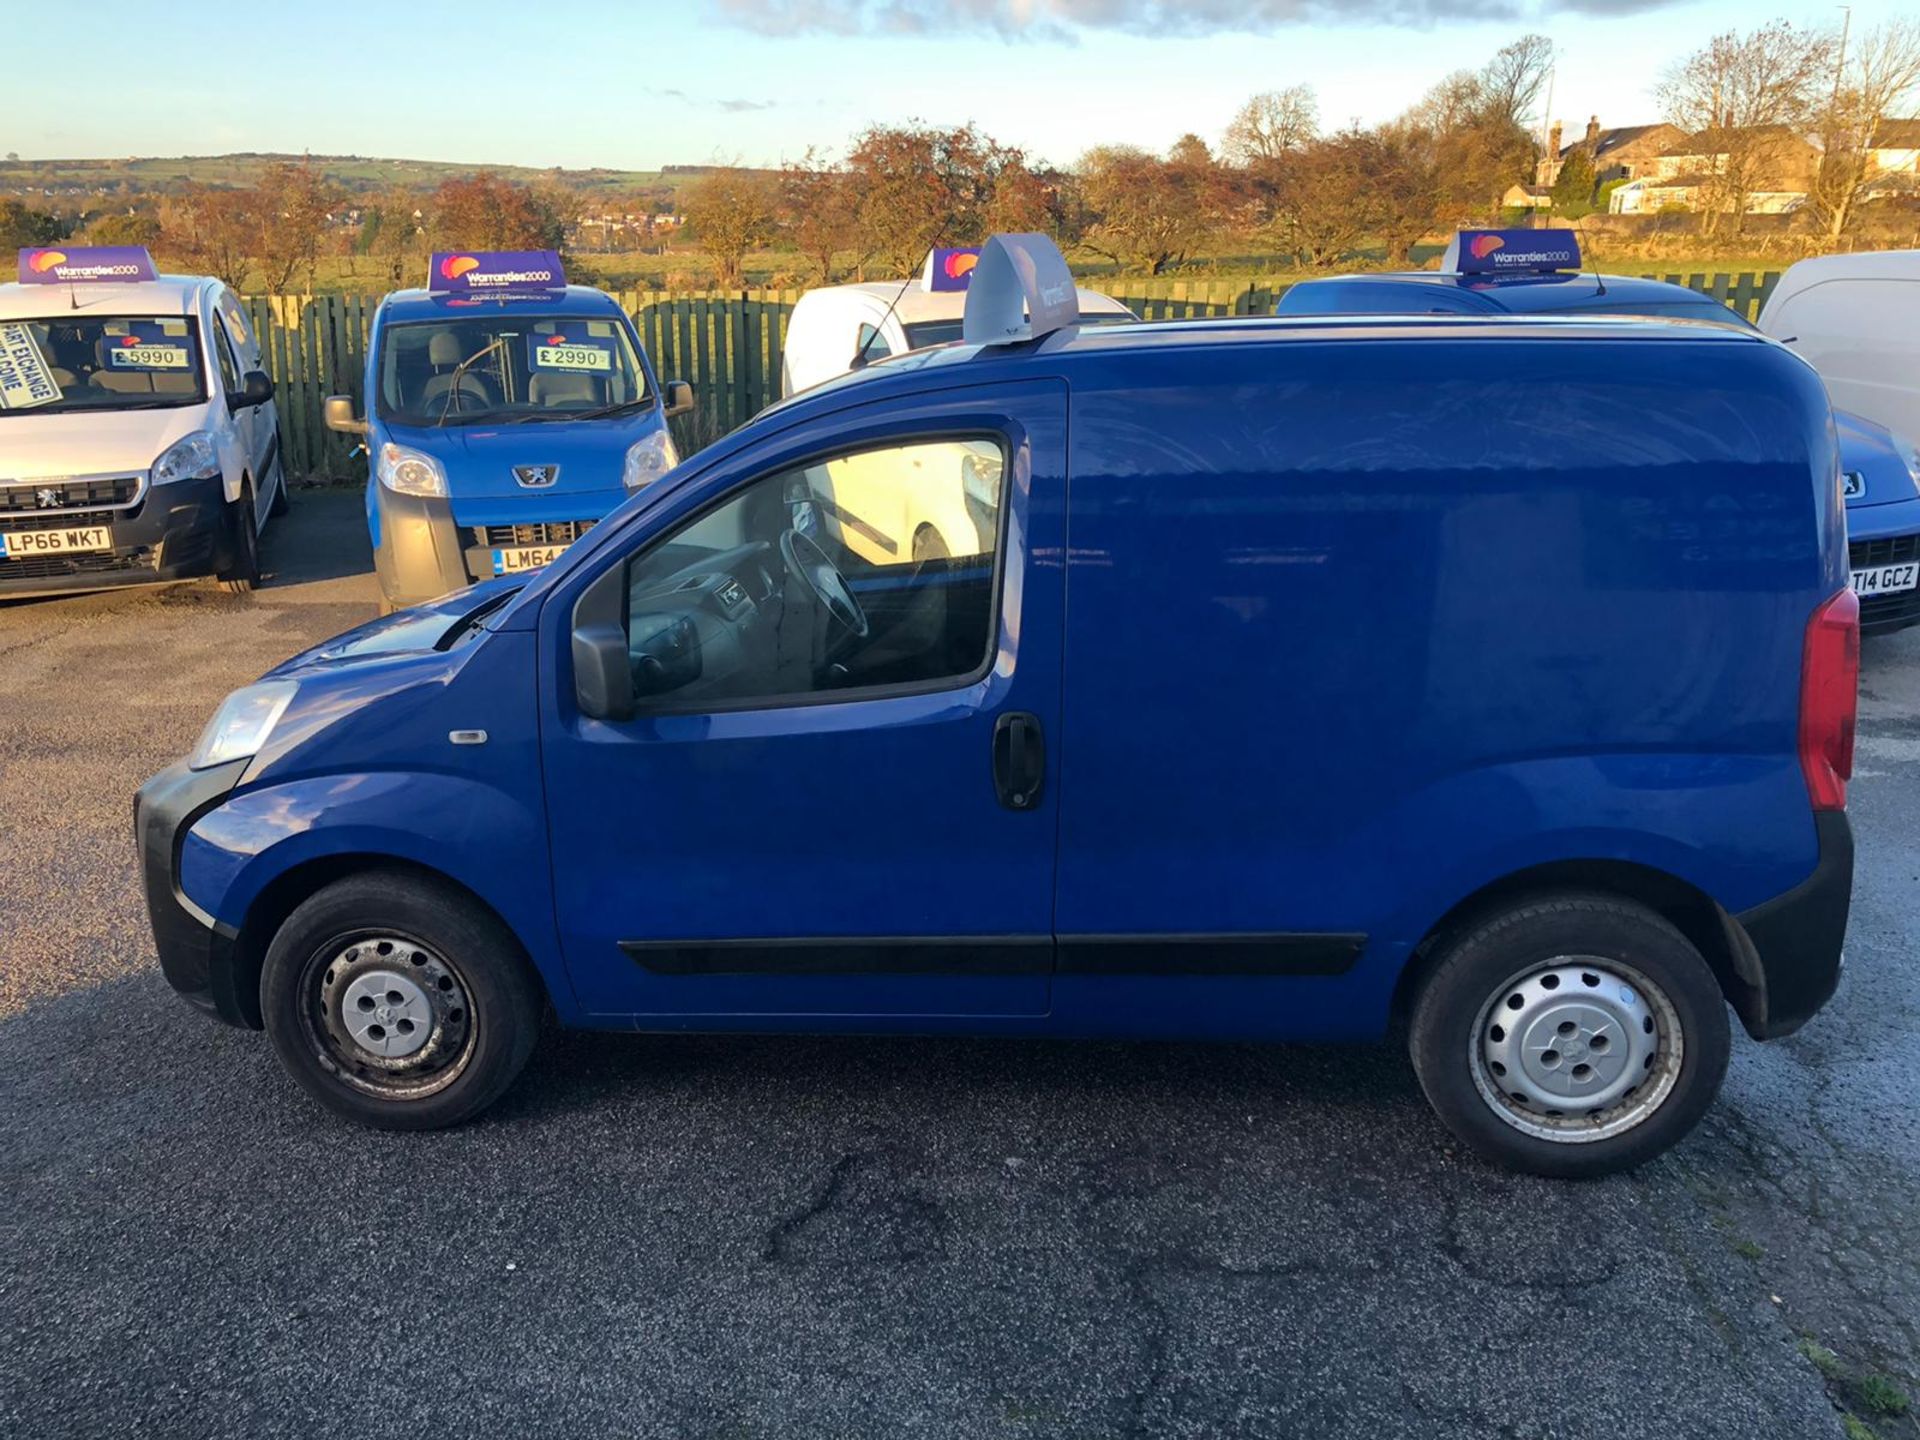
[619,933,1365,978]
[620,936,1053,976]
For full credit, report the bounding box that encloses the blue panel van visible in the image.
[324,251,693,613]
[1279,231,1920,634]
[138,235,1857,1177]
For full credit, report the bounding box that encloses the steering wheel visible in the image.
[779,528,870,640]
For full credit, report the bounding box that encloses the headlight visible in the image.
[189,681,296,770]
[377,442,448,498]
[152,432,220,486]
[622,429,679,491]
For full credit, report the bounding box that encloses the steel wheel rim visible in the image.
[297,933,477,1100]
[1467,955,1684,1144]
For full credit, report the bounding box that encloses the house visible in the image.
[1861,118,1920,192]
[1618,126,1822,214]
[1503,183,1553,210]
[1536,118,1688,187]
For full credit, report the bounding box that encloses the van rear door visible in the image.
[536,379,1069,1019]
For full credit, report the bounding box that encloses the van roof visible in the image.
[1285,271,1722,314]
[800,281,1133,324]
[0,273,214,321]
[1774,249,1920,287]
[376,283,628,326]
[760,311,1775,421]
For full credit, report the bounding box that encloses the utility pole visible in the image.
[1832,4,1852,112]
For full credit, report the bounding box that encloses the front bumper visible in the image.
[374,483,608,608]
[1728,809,1853,1040]
[133,756,253,1027]
[0,474,227,598]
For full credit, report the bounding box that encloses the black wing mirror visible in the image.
[230,369,274,410]
[662,379,695,418]
[323,394,368,435]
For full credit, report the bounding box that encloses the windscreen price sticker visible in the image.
[530,334,614,373]
[0,323,63,410]
[106,337,190,370]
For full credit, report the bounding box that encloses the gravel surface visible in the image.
[1,489,1913,1439]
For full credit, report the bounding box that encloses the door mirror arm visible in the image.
[572,562,634,721]
[323,393,369,435]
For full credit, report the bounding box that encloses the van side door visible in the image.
[536,379,1067,1019]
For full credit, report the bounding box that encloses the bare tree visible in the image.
[1476,35,1555,131]
[1811,19,1920,238]
[1222,86,1319,166]
[1659,21,1832,234]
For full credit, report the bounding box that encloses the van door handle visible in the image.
[993,711,1045,811]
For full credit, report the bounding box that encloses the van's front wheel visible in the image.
[1408,895,1730,1178]
[260,872,543,1130]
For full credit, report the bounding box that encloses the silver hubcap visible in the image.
[1470,958,1683,1144]
[340,969,434,1059]
[306,935,475,1099]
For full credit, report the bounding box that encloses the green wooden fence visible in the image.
[249,270,1781,481]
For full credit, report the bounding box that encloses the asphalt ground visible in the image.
[1,488,1915,1439]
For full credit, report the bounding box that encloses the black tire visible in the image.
[219,481,261,594]
[1408,893,1730,1179]
[267,466,290,518]
[261,871,544,1130]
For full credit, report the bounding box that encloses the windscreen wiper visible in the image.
[558,397,655,424]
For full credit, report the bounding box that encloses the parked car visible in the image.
[0,245,284,596]
[781,246,1136,396]
[324,251,692,613]
[139,235,1855,1179]
[1281,233,1920,635]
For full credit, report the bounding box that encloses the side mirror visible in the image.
[662,379,695,419]
[571,561,634,722]
[323,394,368,435]
[230,370,274,410]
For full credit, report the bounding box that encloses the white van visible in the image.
[0,246,285,597]
[781,252,1136,396]
[1758,250,1920,435]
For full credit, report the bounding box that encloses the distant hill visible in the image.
[0,152,752,203]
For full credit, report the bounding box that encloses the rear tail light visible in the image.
[1799,588,1860,811]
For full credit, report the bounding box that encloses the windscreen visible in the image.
[1555,297,1756,329]
[377,314,650,426]
[0,315,207,415]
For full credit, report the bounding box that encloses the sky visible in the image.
[8,0,1909,170]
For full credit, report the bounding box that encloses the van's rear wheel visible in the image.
[1408,895,1729,1178]
[261,872,542,1130]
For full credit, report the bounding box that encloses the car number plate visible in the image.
[492,545,564,575]
[1852,561,1919,597]
[1,525,111,557]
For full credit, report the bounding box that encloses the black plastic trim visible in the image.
[619,932,1367,978]
[1731,809,1853,1040]
[134,757,251,1026]
[620,936,1052,976]
[0,473,226,596]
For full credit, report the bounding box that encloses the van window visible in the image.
[621,437,1006,709]
[0,315,208,415]
[856,323,893,361]
[213,323,242,395]
[377,315,650,426]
